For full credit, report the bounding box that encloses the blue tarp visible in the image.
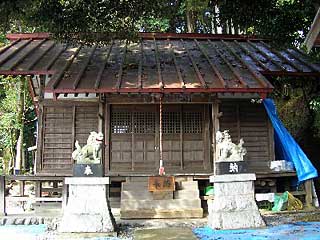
[193,222,320,240]
[263,98,318,183]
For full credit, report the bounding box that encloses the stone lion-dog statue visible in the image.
[72,131,104,164]
[216,130,247,162]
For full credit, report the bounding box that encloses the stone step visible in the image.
[176,181,198,190]
[121,199,201,210]
[122,182,148,191]
[174,190,199,199]
[121,190,153,200]
[121,208,203,219]
[126,177,148,183]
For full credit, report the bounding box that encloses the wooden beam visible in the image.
[62,178,68,211]
[194,39,226,88]
[168,40,185,89]
[247,40,286,71]
[180,105,184,170]
[73,45,97,89]
[259,41,303,72]
[203,105,210,170]
[115,41,128,90]
[26,41,55,70]
[98,102,104,173]
[181,39,207,88]
[208,40,249,88]
[154,38,164,89]
[304,179,314,209]
[221,40,269,88]
[95,41,114,89]
[71,105,76,153]
[44,44,68,70]
[212,100,220,176]
[51,45,82,89]
[304,7,320,52]
[0,176,6,216]
[35,181,41,198]
[0,39,20,55]
[138,40,143,89]
[131,109,135,171]
[104,103,111,175]
[7,39,47,70]
[35,104,44,174]
[234,40,269,71]
[0,39,32,66]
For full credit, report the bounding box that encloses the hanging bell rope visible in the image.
[159,96,165,176]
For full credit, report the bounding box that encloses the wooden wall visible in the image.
[219,100,275,173]
[38,102,99,175]
[109,104,211,175]
[37,99,274,176]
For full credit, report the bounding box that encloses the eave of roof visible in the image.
[0,32,319,98]
[304,7,320,52]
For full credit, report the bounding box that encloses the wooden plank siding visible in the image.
[40,103,99,175]
[219,100,275,172]
[109,104,211,174]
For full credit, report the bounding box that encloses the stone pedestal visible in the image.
[59,177,115,233]
[208,174,265,230]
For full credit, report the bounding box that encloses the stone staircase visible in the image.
[120,177,203,219]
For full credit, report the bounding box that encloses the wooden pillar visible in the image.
[0,176,6,216]
[62,178,68,211]
[304,179,314,209]
[19,181,25,196]
[211,100,220,175]
[35,104,44,174]
[104,103,111,174]
[35,181,42,198]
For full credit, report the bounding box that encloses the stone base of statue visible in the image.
[208,174,265,230]
[59,177,115,233]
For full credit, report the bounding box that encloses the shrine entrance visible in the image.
[109,104,211,174]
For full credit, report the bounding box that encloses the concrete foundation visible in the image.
[208,174,265,229]
[59,177,115,233]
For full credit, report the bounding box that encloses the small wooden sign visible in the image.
[148,176,175,192]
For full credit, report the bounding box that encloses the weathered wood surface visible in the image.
[109,104,211,174]
[41,103,99,174]
[219,100,274,172]
[148,176,175,192]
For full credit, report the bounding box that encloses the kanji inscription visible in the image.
[148,176,175,192]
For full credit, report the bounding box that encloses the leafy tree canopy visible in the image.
[0,0,318,46]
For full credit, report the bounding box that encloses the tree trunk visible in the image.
[186,10,195,33]
[14,79,25,174]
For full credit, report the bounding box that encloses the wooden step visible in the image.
[120,208,203,219]
[126,177,148,182]
[109,197,121,208]
[121,199,201,210]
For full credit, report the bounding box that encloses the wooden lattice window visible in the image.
[163,112,181,134]
[111,112,131,133]
[183,112,202,134]
[133,112,155,134]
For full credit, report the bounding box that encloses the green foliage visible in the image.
[276,96,311,141]
[217,0,317,46]
[310,97,320,138]
[0,76,35,173]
